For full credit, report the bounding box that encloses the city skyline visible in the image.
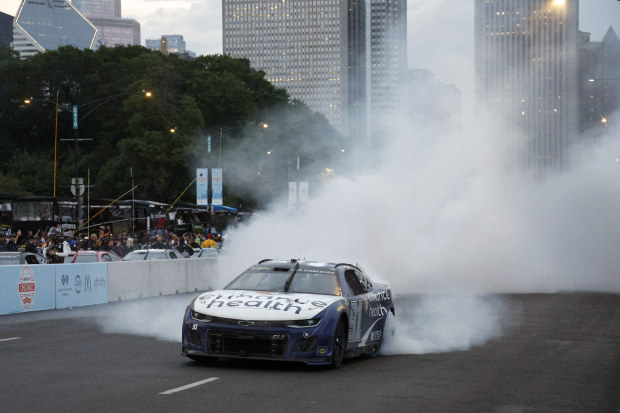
[1,0,617,103]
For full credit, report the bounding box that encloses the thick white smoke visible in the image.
[96,106,620,356]
[219,110,620,296]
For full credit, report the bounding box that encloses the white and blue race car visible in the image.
[182,259,395,368]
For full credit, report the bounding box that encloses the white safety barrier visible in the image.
[0,258,218,315]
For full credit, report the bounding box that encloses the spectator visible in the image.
[168,233,180,249]
[87,233,98,250]
[126,237,135,253]
[111,238,125,257]
[43,228,71,264]
[201,234,218,249]
[0,234,7,252]
[24,234,38,254]
[6,233,19,252]
[150,234,167,249]
[177,232,194,256]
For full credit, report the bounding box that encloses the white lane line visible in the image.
[0,337,21,342]
[159,377,219,395]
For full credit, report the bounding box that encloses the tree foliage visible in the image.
[0,45,345,208]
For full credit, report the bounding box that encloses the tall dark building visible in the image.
[368,0,408,141]
[579,26,620,137]
[0,12,13,47]
[475,0,580,173]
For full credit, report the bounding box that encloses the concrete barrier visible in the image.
[107,261,150,301]
[0,257,218,315]
[149,259,188,297]
[107,258,218,301]
[0,265,56,315]
[187,258,217,292]
[55,263,108,309]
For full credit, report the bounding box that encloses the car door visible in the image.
[343,268,367,344]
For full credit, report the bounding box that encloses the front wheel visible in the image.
[331,318,347,368]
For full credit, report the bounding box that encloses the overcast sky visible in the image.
[1,0,618,95]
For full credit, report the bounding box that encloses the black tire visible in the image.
[331,318,347,368]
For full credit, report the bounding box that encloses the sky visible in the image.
[1,0,618,96]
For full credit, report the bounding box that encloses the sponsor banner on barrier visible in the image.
[0,265,56,315]
[55,263,108,309]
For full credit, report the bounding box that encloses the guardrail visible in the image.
[0,259,218,316]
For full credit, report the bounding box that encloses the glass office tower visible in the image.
[13,0,98,58]
[222,0,406,143]
[475,0,580,172]
[71,0,140,47]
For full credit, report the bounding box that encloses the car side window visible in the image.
[355,271,373,291]
[344,269,366,296]
[25,255,38,264]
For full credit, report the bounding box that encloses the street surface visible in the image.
[0,293,618,412]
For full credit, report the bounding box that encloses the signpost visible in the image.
[72,105,78,130]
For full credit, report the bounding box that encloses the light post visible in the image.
[23,91,60,196]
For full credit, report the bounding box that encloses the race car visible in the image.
[182,259,395,368]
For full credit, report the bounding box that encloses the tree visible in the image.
[0,46,346,208]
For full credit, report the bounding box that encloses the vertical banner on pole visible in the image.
[288,182,298,211]
[196,168,209,205]
[298,182,309,204]
[211,168,223,206]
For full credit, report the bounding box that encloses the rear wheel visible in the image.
[331,318,347,368]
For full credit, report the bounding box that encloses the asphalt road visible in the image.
[0,293,618,412]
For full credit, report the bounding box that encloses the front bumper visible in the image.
[182,314,336,365]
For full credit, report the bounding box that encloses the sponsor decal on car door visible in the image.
[348,299,362,341]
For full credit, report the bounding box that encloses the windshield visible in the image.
[123,251,147,261]
[73,254,98,263]
[226,267,341,296]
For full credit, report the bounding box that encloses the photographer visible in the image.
[43,228,71,264]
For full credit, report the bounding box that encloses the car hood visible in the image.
[193,289,343,321]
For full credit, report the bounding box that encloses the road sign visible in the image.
[71,178,85,196]
[72,105,78,130]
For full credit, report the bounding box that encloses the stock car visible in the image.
[182,259,395,368]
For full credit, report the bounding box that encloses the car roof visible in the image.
[252,259,362,273]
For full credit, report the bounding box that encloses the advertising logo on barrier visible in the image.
[55,265,108,309]
[18,266,36,310]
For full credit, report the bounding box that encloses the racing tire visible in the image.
[330,317,347,369]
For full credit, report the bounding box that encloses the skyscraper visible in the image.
[222,0,406,144]
[145,35,186,54]
[13,0,98,59]
[475,0,580,172]
[0,12,12,47]
[368,0,408,137]
[71,0,140,47]
[579,27,620,136]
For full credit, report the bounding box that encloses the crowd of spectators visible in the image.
[0,225,223,260]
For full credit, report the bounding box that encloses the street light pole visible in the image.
[53,90,59,197]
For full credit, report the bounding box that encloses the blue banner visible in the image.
[0,265,56,315]
[55,264,108,309]
[212,168,223,206]
[196,168,209,206]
